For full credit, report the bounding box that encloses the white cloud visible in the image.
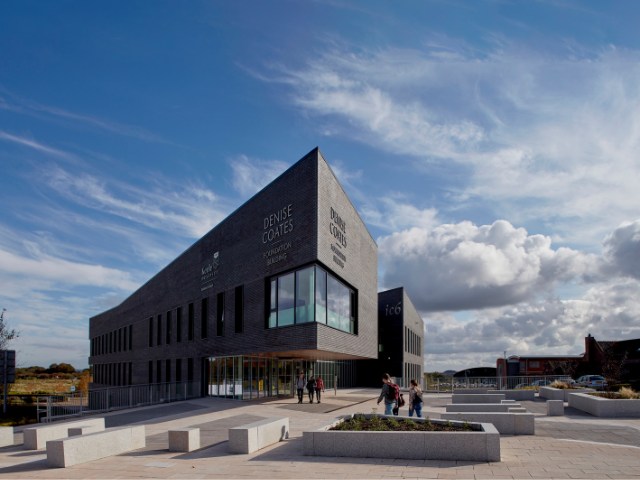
[379,220,594,312]
[601,219,640,280]
[229,155,289,197]
[270,42,640,246]
[45,166,228,238]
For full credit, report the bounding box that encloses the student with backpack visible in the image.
[408,378,423,417]
[376,373,400,415]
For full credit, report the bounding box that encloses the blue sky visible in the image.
[1,1,639,372]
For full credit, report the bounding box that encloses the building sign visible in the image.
[200,251,219,291]
[384,301,402,316]
[329,207,347,268]
[262,203,295,266]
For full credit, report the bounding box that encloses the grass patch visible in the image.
[589,387,640,399]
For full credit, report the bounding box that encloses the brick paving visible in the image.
[1,390,639,479]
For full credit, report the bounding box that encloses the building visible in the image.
[359,287,424,388]
[496,334,640,388]
[89,148,382,399]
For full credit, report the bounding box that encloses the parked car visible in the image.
[576,375,608,390]
[530,380,551,387]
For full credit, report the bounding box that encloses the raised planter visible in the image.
[539,387,594,402]
[568,393,640,417]
[303,414,500,462]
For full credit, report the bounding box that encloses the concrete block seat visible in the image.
[0,427,14,447]
[229,417,289,454]
[46,425,146,468]
[452,393,506,404]
[547,400,564,416]
[441,412,535,435]
[169,428,200,452]
[445,403,521,413]
[23,418,105,450]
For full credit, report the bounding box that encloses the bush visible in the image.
[618,387,640,399]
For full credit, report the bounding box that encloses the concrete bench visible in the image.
[452,393,506,404]
[441,412,534,435]
[0,426,14,447]
[68,424,106,437]
[229,417,289,454]
[46,425,145,468]
[24,418,105,450]
[445,403,521,413]
[489,389,536,401]
[547,400,564,416]
[169,427,200,452]
[508,407,528,413]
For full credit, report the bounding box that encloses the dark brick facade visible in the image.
[89,148,378,389]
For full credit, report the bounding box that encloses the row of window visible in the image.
[405,326,422,356]
[91,325,132,356]
[267,264,357,334]
[404,361,422,388]
[94,358,197,386]
[94,362,133,386]
[148,358,195,384]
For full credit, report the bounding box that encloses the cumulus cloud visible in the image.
[602,219,640,280]
[379,220,594,311]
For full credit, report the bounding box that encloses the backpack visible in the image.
[306,379,316,390]
[398,393,406,408]
[413,390,423,405]
[387,382,400,402]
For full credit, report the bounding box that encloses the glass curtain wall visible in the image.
[206,356,352,400]
[268,264,356,334]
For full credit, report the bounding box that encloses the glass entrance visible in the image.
[205,356,341,400]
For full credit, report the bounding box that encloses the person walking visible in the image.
[376,373,398,415]
[315,375,325,403]
[295,371,306,404]
[306,375,317,403]
[408,379,423,417]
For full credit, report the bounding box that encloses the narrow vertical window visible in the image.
[123,327,127,352]
[176,307,182,342]
[157,314,162,345]
[149,317,153,347]
[156,360,162,384]
[234,286,244,333]
[166,310,172,344]
[187,358,194,382]
[148,361,153,384]
[129,325,132,350]
[188,303,194,340]
[268,279,277,328]
[216,292,225,336]
[201,298,208,338]
[176,358,182,382]
[166,359,171,383]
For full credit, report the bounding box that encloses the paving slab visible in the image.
[1,390,639,479]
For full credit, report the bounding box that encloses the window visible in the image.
[149,317,153,347]
[216,292,225,336]
[234,286,244,333]
[166,359,171,383]
[188,303,194,340]
[129,325,132,350]
[123,327,127,352]
[187,358,194,382]
[176,358,182,382]
[156,360,162,384]
[201,298,208,338]
[267,264,356,334]
[166,310,172,344]
[176,307,182,343]
[157,314,162,345]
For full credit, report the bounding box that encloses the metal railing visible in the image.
[36,381,201,423]
[425,375,573,393]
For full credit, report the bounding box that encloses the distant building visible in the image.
[496,334,640,388]
[359,287,424,388]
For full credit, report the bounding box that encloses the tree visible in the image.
[0,308,18,350]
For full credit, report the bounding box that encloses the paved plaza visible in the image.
[1,389,639,479]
